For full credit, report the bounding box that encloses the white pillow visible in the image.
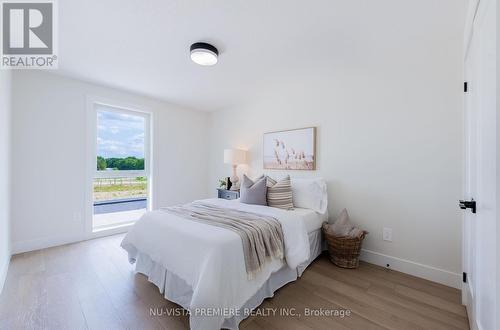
[290,178,328,214]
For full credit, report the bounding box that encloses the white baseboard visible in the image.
[12,226,131,255]
[360,249,462,289]
[12,234,86,255]
[0,255,10,294]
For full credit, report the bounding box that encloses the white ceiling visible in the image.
[57,0,455,112]
[56,0,348,111]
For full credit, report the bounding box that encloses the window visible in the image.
[92,104,151,231]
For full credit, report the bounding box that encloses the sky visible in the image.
[97,109,145,159]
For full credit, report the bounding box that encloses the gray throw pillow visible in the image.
[240,175,267,206]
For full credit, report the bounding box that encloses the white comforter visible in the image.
[121,198,310,330]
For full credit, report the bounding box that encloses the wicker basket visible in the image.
[323,229,367,269]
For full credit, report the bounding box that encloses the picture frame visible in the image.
[263,127,316,170]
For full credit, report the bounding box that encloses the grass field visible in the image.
[93,178,147,201]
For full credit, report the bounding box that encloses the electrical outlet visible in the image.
[383,227,392,242]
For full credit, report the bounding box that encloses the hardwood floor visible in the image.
[0,234,468,330]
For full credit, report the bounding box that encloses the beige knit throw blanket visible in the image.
[161,202,285,279]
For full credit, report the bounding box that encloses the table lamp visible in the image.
[224,149,247,190]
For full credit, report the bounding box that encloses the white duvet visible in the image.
[121,198,311,330]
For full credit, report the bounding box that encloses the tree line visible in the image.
[97,156,145,171]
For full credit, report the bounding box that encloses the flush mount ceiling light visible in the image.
[190,42,218,66]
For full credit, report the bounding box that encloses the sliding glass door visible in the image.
[92,104,151,231]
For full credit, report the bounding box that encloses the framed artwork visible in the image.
[263,127,316,170]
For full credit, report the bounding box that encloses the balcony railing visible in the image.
[93,176,147,202]
[92,176,148,230]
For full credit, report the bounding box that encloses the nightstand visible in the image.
[217,189,240,200]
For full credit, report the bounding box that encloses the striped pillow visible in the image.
[266,175,294,210]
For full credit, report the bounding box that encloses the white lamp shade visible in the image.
[224,149,247,165]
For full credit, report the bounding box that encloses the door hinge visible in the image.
[463,272,467,283]
[464,81,468,92]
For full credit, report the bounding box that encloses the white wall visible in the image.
[0,70,12,292]
[208,2,465,288]
[11,71,209,253]
[497,5,500,322]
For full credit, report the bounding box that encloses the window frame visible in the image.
[85,96,153,236]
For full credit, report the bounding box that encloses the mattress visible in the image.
[122,198,326,330]
[134,229,324,330]
[291,207,328,233]
[224,199,328,233]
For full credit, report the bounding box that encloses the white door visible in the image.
[462,0,496,329]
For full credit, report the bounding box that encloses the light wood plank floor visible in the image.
[0,234,468,330]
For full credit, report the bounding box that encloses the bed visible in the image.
[121,197,327,330]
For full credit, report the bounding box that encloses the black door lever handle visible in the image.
[459,199,476,213]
